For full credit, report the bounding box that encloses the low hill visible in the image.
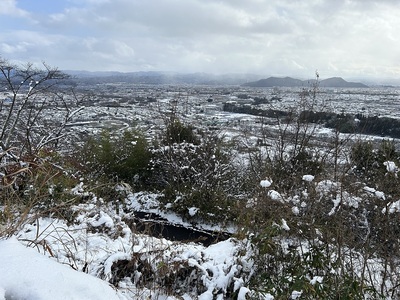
[244,76,304,87]
[243,76,368,88]
[319,77,368,88]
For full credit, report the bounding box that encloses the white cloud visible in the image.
[0,0,29,17]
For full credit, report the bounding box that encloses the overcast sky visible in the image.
[1,0,400,79]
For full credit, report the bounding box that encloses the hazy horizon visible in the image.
[63,69,400,86]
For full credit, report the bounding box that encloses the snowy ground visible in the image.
[0,238,121,300]
[0,191,256,300]
[1,170,399,299]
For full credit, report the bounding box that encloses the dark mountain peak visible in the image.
[243,76,368,88]
[319,77,368,88]
[244,76,305,87]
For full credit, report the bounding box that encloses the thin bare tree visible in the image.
[0,57,83,186]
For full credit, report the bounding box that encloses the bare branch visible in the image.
[0,56,81,167]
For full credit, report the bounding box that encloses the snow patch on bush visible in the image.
[302,174,314,182]
[384,161,398,173]
[260,179,272,188]
[188,207,199,216]
[268,190,283,202]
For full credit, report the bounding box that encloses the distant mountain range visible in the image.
[65,71,369,87]
[65,70,261,85]
[243,76,369,88]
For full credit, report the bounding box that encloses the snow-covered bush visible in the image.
[150,125,239,223]
[164,117,200,145]
[0,154,83,236]
[79,129,151,186]
[351,139,399,183]
[236,124,400,298]
[249,231,382,299]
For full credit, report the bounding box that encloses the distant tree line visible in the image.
[224,102,400,138]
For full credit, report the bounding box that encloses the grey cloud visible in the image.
[2,0,400,78]
[42,0,297,38]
